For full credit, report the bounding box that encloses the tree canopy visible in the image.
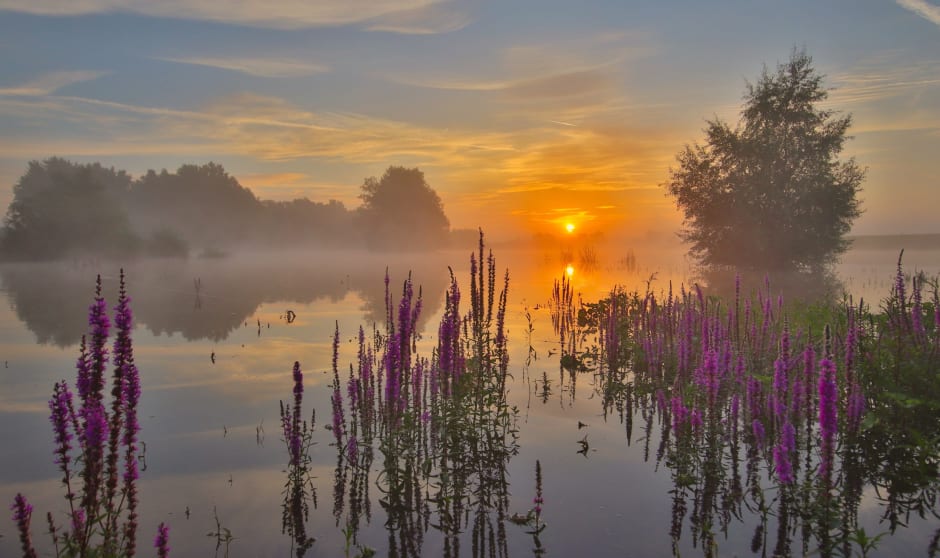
[358,166,450,250]
[0,159,454,260]
[665,50,864,272]
[1,158,138,259]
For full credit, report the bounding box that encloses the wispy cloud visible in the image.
[155,56,330,78]
[0,0,468,33]
[829,64,940,105]
[238,172,353,202]
[0,85,685,234]
[827,59,940,134]
[0,70,108,96]
[365,1,472,34]
[896,0,940,26]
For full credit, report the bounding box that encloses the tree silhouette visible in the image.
[358,166,450,250]
[666,50,864,271]
[1,158,138,259]
[128,162,261,250]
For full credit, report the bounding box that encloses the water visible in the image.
[1,239,938,557]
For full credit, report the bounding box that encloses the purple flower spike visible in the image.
[774,443,793,484]
[49,381,74,471]
[818,357,838,482]
[154,522,170,558]
[752,419,766,449]
[11,493,38,558]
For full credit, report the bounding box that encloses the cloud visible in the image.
[238,172,353,202]
[829,66,940,105]
[0,85,686,236]
[0,70,108,96]
[896,0,940,26]
[364,1,472,34]
[155,56,330,78]
[827,59,940,134]
[500,68,613,100]
[0,0,468,33]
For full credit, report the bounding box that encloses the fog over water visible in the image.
[1,237,938,557]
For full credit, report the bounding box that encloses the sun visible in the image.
[565,222,575,234]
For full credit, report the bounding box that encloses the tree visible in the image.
[128,162,261,249]
[666,50,864,272]
[0,158,139,259]
[358,166,450,250]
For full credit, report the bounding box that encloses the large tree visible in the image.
[358,166,450,250]
[128,162,261,248]
[1,158,138,259]
[666,50,864,272]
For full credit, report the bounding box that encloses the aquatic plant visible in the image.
[279,361,317,557]
[571,256,940,557]
[10,271,167,557]
[330,230,518,557]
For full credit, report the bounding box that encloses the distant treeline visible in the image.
[0,158,468,260]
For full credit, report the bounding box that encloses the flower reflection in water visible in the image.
[329,232,520,558]
[573,260,940,557]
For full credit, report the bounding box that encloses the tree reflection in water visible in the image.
[575,258,940,557]
[331,233,521,558]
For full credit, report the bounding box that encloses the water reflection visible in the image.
[330,238,521,558]
[566,261,940,557]
[0,253,450,347]
[4,239,939,557]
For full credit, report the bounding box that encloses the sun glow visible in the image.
[565,264,575,277]
[565,222,575,234]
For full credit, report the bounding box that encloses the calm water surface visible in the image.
[1,240,938,557]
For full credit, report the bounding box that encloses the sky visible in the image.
[0,0,938,241]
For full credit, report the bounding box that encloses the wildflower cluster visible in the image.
[10,271,168,557]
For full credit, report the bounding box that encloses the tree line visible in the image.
[0,161,454,260]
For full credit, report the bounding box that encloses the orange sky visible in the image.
[1,1,939,242]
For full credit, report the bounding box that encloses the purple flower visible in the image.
[122,364,141,449]
[781,421,795,454]
[773,443,793,484]
[690,406,703,433]
[330,325,345,446]
[72,508,86,535]
[847,382,865,431]
[347,435,358,463]
[83,401,109,451]
[671,395,689,436]
[656,389,667,413]
[746,376,762,421]
[49,381,74,472]
[818,357,838,482]
[772,357,788,420]
[752,419,766,449]
[912,274,925,340]
[288,362,303,465]
[76,336,91,401]
[154,522,170,558]
[730,394,740,433]
[87,277,111,402]
[11,493,37,558]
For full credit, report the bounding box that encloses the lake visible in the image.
[2,237,939,557]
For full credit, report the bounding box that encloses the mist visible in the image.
[0,158,470,262]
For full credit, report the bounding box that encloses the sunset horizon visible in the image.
[1,1,939,243]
